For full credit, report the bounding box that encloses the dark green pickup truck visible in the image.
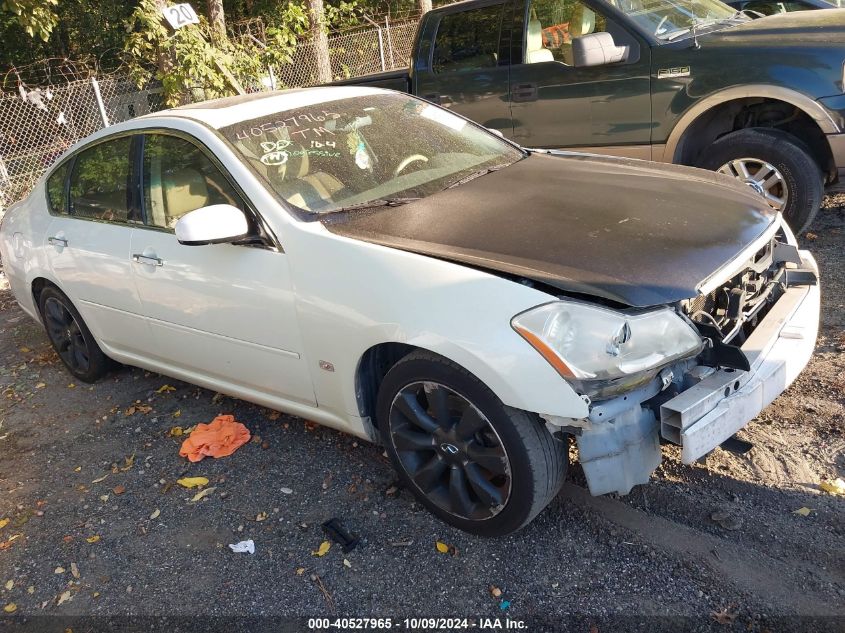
[333,0,845,232]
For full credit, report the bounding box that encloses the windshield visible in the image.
[221,93,524,214]
[607,0,739,40]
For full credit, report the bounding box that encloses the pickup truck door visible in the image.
[413,0,514,136]
[507,0,652,155]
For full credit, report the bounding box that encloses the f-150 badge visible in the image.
[657,67,691,79]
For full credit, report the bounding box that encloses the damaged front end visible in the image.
[543,223,820,496]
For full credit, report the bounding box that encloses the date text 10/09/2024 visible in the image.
[307,618,528,630]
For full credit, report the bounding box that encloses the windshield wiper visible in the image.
[445,165,505,190]
[662,18,716,41]
[332,197,420,213]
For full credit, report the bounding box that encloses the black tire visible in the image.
[696,127,823,234]
[377,350,567,536]
[38,285,110,383]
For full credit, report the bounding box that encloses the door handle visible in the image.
[47,236,68,247]
[132,253,164,267]
[511,83,538,102]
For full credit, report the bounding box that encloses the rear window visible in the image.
[432,4,504,73]
[46,162,69,215]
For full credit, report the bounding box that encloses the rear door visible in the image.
[414,0,514,136]
[507,0,652,153]
[43,135,152,355]
[129,131,316,405]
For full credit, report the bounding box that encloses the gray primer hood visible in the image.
[321,152,777,307]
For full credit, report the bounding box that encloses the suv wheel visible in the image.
[377,350,567,536]
[39,286,110,383]
[696,128,823,234]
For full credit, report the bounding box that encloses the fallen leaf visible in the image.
[255,511,268,522]
[176,477,208,489]
[710,608,737,625]
[172,410,181,418]
[112,485,126,496]
[86,535,100,544]
[3,603,16,613]
[120,455,135,471]
[190,487,216,502]
[819,478,845,496]
[0,519,8,530]
[124,402,152,416]
[26,586,33,595]
[490,585,502,598]
[62,536,73,544]
[98,495,109,503]
[35,382,46,389]
[156,384,176,394]
[295,567,306,575]
[54,567,65,574]
[312,541,331,557]
[805,232,818,241]
[57,591,71,606]
[91,475,108,484]
[73,466,81,473]
[70,563,79,579]
[793,507,813,516]
[168,426,183,437]
[149,509,160,520]
[19,347,30,353]
[267,411,280,421]
[67,383,75,388]
[4,580,12,590]
[343,558,352,568]
[435,541,450,554]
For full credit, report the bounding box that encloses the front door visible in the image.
[508,0,652,153]
[130,132,316,405]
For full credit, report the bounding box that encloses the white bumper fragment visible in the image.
[660,252,820,464]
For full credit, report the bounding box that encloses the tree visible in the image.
[206,0,227,47]
[0,0,58,41]
[307,0,332,84]
[417,0,432,14]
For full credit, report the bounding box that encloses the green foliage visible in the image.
[0,0,58,41]
[124,0,266,107]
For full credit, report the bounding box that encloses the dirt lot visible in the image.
[0,201,843,633]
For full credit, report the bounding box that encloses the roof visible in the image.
[142,85,386,130]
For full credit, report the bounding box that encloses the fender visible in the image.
[660,84,840,163]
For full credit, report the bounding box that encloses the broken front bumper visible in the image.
[660,251,820,464]
[575,251,819,496]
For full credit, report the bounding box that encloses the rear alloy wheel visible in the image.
[377,351,567,536]
[39,286,110,383]
[696,128,823,234]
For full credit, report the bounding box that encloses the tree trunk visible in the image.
[418,0,432,15]
[206,0,227,47]
[152,0,174,76]
[307,0,332,84]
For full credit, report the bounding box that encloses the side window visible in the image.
[68,137,133,222]
[526,0,608,65]
[46,162,69,215]
[432,5,504,73]
[143,134,243,230]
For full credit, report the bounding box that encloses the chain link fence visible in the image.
[0,18,418,214]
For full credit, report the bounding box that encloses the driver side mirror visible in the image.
[175,204,249,246]
[572,32,628,67]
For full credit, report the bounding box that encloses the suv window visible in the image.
[433,5,504,73]
[68,137,134,222]
[527,0,608,65]
[143,134,243,230]
[46,162,69,215]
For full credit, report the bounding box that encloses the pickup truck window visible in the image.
[528,0,608,64]
[221,93,523,214]
[433,4,504,73]
[610,0,736,40]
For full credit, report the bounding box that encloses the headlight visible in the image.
[511,301,703,399]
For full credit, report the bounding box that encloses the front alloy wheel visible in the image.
[717,158,788,212]
[388,381,511,521]
[377,351,567,536]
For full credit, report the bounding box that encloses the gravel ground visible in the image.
[0,200,843,633]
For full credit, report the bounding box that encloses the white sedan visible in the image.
[0,87,819,535]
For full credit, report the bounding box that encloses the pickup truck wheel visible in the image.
[377,350,567,536]
[38,286,110,383]
[696,128,822,234]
